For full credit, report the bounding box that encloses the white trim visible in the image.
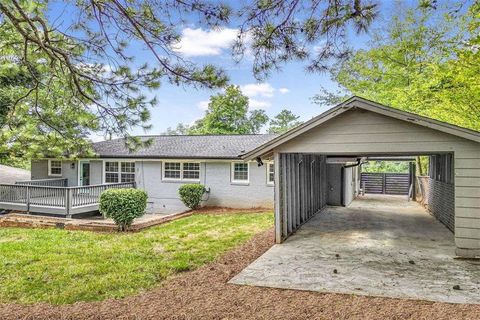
[266,162,275,185]
[47,159,62,177]
[161,161,201,182]
[103,160,136,183]
[231,162,250,184]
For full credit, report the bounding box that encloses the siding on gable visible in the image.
[273,108,480,257]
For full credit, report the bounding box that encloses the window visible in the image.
[121,162,136,182]
[183,163,200,180]
[48,160,62,176]
[104,161,135,183]
[163,162,200,181]
[164,162,181,179]
[105,161,119,183]
[232,162,249,183]
[267,163,274,185]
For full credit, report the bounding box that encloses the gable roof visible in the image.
[92,134,277,159]
[242,96,480,159]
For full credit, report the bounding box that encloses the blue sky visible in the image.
[48,0,420,138]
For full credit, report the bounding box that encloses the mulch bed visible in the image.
[0,211,194,232]
[1,229,479,320]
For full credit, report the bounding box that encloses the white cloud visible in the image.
[279,87,290,94]
[173,27,238,57]
[196,100,209,110]
[240,83,275,98]
[249,99,272,110]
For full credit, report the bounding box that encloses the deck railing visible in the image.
[0,182,135,216]
[15,178,68,187]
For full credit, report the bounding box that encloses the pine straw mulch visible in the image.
[1,229,479,320]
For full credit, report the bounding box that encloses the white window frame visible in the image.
[231,162,250,184]
[48,159,62,177]
[103,160,136,183]
[162,161,201,182]
[266,162,275,185]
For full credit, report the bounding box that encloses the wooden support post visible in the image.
[66,188,72,218]
[382,172,386,194]
[26,186,30,214]
[274,152,282,243]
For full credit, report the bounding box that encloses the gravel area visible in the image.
[1,228,479,320]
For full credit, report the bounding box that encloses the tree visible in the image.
[314,2,480,175]
[314,2,480,130]
[0,0,380,159]
[268,109,302,133]
[163,123,191,135]
[189,85,269,134]
[0,25,99,160]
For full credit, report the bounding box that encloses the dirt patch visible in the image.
[1,229,479,320]
[0,211,194,233]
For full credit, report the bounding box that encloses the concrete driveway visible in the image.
[230,195,480,304]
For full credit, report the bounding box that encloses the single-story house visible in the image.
[27,134,277,214]
[1,96,479,257]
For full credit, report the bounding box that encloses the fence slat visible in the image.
[361,173,410,195]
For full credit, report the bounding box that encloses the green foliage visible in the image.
[0,0,229,160]
[99,188,148,231]
[0,157,30,170]
[362,161,410,173]
[268,109,302,133]
[189,85,269,134]
[163,123,191,135]
[0,212,273,304]
[315,2,480,131]
[178,184,206,209]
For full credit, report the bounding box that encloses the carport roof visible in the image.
[241,96,480,159]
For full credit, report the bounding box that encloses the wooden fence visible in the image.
[361,173,410,195]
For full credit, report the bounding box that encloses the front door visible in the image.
[79,161,90,186]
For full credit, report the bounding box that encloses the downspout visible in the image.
[341,158,366,206]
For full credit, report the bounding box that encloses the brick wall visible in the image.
[427,178,455,232]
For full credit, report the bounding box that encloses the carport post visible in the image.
[274,152,282,243]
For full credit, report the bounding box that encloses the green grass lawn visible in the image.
[0,212,273,305]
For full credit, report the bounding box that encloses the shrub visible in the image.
[178,184,206,209]
[99,188,147,231]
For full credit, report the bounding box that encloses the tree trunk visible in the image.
[416,156,424,176]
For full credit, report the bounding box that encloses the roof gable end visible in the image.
[242,96,480,159]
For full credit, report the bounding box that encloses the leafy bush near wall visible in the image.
[178,184,206,209]
[99,188,147,231]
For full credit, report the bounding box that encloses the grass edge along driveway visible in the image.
[0,211,273,305]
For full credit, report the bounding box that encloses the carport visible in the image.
[243,97,480,258]
[230,194,480,303]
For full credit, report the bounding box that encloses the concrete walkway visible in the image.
[230,195,480,304]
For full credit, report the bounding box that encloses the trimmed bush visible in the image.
[178,184,206,209]
[99,188,147,231]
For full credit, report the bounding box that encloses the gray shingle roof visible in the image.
[92,134,278,159]
[0,165,30,184]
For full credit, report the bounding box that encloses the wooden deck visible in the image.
[0,179,135,217]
